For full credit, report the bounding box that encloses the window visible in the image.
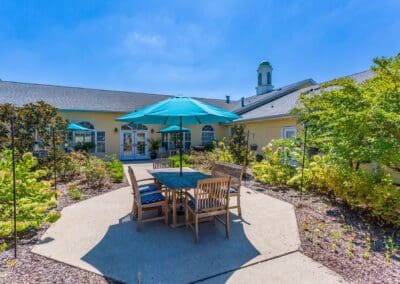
[201,125,215,146]
[96,131,106,153]
[267,72,271,85]
[78,121,95,130]
[281,127,297,166]
[258,72,262,86]
[282,127,297,139]
[184,132,191,149]
[67,121,106,154]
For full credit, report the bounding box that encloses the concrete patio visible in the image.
[32,162,345,283]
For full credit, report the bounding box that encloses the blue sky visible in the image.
[0,0,399,100]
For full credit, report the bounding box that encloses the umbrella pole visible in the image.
[179,116,183,176]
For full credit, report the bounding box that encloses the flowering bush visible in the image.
[82,156,108,189]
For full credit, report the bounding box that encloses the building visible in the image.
[0,62,374,160]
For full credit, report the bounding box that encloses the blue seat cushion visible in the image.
[230,187,238,194]
[139,183,159,193]
[141,192,165,205]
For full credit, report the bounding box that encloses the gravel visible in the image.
[247,179,400,284]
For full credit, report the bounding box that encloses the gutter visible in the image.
[224,113,294,125]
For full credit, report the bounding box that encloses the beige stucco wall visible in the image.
[60,110,227,158]
[61,111,124,156]
[61,111,299,159]
[227,117,300,155]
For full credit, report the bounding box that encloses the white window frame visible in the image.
[201,125,215,146]
[281,126,297,139]
[69,121,106,154]
[95,130,106,154]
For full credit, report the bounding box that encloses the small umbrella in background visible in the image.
[67,123,92,131]
[116,96,240,175]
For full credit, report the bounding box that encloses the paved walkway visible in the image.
[32,162,345,283]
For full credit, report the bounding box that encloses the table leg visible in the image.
[172,190,177,227]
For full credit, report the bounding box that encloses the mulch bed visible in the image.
[247,179,400,284]
[0,179,128,284]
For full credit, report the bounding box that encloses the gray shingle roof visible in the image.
[234,69,374,123]
[0,80,233,112]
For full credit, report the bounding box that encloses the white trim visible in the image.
[95,130,107,154]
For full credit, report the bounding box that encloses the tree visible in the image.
[229,124,254,166]
[292,54,400,170]
[0,101,67,154]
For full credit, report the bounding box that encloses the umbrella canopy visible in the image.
[67,123,92,131]
[116,96,240,175]
[116,96,239,124]
[159,125,190,133]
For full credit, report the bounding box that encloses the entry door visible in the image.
[120,130,148,160]
[134,131,148,159]
[121,131,135,160]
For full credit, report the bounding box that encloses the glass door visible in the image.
[120,131,134,160]
[134,131,148,159]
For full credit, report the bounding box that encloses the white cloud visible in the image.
[123,32,165,51]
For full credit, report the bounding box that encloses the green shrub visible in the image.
[288,155,400,227]
[170,154,192,168]
[67,183,82,200]
[106,156,124,183]
[82,156,109,189]
[251,139,299,186]
[0,150,57,242]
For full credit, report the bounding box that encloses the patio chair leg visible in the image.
[237,195,242,217]
[136,210,142,232]
[185,200,189,229]
[226,211,230,239]
[195,215,199,244]
[164,203,168,225]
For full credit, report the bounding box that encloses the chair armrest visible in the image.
[137,177,156,183]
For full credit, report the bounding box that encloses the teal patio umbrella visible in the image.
[116,96,240,175]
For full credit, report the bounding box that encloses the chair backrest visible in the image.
[128,166,141,205]
[153,158,173,169]
[211,161,243,190]
[194,177,231,212]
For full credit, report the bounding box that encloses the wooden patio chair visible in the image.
[185,177,231,243]
[128,166,168,231]
[212,161,244,216]
[153,158,173,169]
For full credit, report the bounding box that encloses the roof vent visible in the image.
[225,95,230,104]
[241,97,245,107]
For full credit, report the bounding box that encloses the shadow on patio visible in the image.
[82,213,259,283]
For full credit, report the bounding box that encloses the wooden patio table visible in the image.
[148,167,211,228]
